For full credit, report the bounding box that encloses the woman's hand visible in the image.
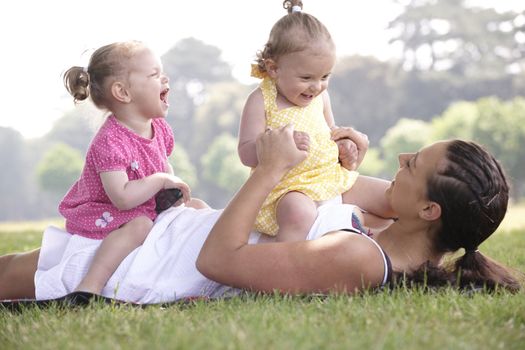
[256,124,308,177]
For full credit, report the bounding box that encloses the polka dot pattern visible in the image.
[254,78,358,235]
[58,116,174,239]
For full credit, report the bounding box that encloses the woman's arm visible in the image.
[197,125,385,294]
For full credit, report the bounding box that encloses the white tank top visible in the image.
[35,203,389,303]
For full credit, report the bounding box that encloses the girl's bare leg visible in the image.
[186,198,210,209]
[75,216,152,294]
[275,191,317,242]
[0,248,40,299]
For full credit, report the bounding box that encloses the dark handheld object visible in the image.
[155,188,183,214]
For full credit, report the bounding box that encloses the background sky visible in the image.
[0,0,523,139]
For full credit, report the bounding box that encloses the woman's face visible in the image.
[386,141,450,218]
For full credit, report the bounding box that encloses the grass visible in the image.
[1,205,525,350]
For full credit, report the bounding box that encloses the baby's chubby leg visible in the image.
[275,191,317,242]
[75,216,153,294]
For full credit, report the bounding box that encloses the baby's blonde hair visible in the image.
[255,0,334,73]
[63,41,147,110]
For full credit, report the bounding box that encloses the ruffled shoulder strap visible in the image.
[250,63,268,79]
[259,77,278,116]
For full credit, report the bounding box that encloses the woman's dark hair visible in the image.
[62,41,146,110]
[400,140,522,292]
[254,0,334,74]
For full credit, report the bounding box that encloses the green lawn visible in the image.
[1,211,524,350]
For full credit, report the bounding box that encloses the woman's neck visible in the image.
[374,221,442,273]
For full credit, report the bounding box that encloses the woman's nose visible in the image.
[398,153,409,166]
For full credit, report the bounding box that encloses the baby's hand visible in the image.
[293,130,310,152]
[331,126,369,170]
[336,138,359,171]
[163,175,191,205]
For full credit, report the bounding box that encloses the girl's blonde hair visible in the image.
[63,41,147,110]
[255,0,334,73]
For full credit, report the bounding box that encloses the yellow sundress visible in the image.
[252,67,358,235]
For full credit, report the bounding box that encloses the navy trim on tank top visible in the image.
[342,214,393,285]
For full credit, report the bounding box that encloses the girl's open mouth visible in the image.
[160,88,170,103]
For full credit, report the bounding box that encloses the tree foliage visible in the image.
[389,0,521,77]
[0,128,30,220]
[471,97,525,197]
[201,133,249,195]
[45,102,99,153]
[380,118,432,178]
[36,143,83,195]
[169,145,198,189]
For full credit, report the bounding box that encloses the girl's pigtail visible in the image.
[283,0,303,14]
[63,66,90,104]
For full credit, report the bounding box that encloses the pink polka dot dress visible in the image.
[59,115,174,239]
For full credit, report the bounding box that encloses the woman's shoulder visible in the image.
[320,231,387,289]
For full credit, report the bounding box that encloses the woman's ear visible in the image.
[111,81,131,103]
[265,59,278,78]
[419,201,441,221]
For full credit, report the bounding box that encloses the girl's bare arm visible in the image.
[238,88,267,167]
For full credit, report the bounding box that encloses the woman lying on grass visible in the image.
[0,125,521,303]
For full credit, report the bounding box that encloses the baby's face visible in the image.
[270,41,336,108]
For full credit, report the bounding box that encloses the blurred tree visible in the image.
[45,102,100,153]
[0,127,30,220]
[168,145,198,189]
[389,0,520,77]
[330,55,405,144]
[379,118,432,178]
[402,96,525,199]
[36,143,83,196]
[162,38,234,150]
[200,133,249,207]
[471,97,525,198]
[357,147,386,178]
[430,100,478,140]
[190,81,251,163]
[162,37,233,83]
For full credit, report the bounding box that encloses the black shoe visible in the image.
[155,188,183,213]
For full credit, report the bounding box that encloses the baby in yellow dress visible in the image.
[238,1,393,241]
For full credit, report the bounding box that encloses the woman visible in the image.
[0,125,520,302]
